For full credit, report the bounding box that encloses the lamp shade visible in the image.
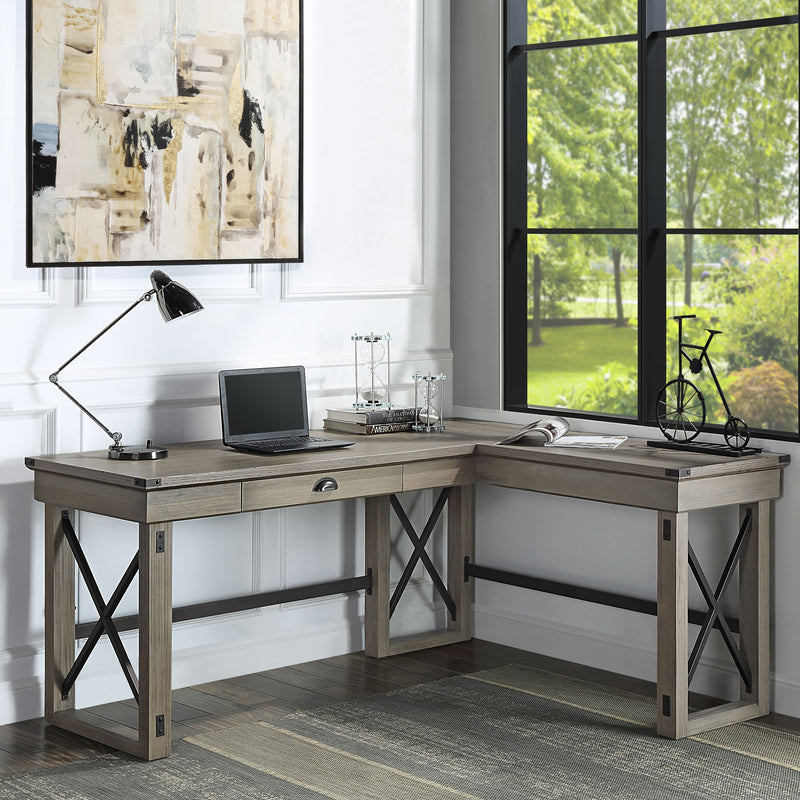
[150,270,204,322]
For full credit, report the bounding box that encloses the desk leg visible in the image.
[739,501,770,715]
[657,504,771,739]
[657,511,689,739]
[44,504,76,721]
[137,522,173,760]
[365,487,474,659]
[447,485,475,640]
[365,496,391,658]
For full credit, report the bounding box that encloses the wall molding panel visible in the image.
[283,0,447,300]
[0,407,57,463]
[76,264,263,307]
[281,273,430,301]
[0,268,56,306]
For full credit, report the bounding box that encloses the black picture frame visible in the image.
[26,0,303,268]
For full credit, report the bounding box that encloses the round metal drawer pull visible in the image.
[312,477,339,492]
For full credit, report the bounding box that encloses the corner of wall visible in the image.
[450,1,504,413]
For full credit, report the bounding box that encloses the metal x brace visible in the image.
[687,509,752,692]
[389,489,456,620]
[60,511,140,702]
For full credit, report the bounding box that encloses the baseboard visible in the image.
[474,606,800,719]
[0,604,446,726]
[0,624,362,726]
[0,680,44,729]
[772,672,800,722]
[0,644,46,726]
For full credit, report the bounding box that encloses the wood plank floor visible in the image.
[2,639,798,776]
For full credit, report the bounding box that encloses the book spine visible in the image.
[324,420,413,435]
[326,408,417,424]
[362,408,416,424]
[363,422,413,434]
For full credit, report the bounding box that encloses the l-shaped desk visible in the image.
[26,420,789,759]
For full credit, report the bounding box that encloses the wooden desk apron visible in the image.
[474,435,787,511]
[26,423,495,522]
[25,420,790,757]
[26,421,787,517]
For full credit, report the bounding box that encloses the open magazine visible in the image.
[495,417,627,449]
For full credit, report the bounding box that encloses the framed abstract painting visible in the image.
[27,0,302,267]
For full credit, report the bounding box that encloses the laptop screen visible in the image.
[219,366,309,443]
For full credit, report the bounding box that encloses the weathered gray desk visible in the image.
[26,420,789,759]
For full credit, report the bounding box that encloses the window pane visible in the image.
[527,234,638,415]
[527,42,637,229]
[528,0,637,42]
[667,24,799,230]
[664,234,799,434]
[667,1,798,28]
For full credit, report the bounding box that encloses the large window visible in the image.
[504,0,799,439]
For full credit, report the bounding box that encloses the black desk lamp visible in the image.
[49,270,203,460]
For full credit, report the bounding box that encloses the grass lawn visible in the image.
[528,323,638,408]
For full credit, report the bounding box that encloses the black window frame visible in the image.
[503,0,800,442]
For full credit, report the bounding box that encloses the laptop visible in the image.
[219,366,354,454]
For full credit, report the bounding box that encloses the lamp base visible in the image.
[108,442,168,460]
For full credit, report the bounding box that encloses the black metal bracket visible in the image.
[688,510,753,692]
[60,511,140,703]
[389,489,456,621]
[464,558,740,637]
[74,573,374,640]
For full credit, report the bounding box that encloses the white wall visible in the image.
[0,0,451,725]
[450,1,800,718]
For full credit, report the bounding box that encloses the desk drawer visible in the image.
[242,465,402,511]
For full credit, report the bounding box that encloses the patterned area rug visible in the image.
[1,664,798,799]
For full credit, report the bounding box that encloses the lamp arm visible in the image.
[49,378,123,446]
[48,289,156,449]
[51,289,156,376]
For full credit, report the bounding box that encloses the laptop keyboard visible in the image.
[245,436,329,452]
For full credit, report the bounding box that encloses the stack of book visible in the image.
[323,407,417,435]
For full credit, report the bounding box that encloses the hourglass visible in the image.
[412,372,446,432]
[352,333,392,408]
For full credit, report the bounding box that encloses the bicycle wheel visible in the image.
[724,417,750,450]
[656,378,706,442]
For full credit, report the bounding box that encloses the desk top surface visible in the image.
[26,419,790,491]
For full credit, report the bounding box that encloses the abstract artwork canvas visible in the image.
[27,0,302,266]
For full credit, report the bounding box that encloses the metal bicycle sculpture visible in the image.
[656,315,751,450]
